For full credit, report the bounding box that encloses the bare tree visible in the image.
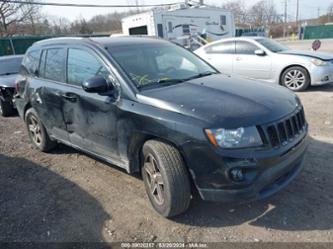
[70,18,93,34]
[221,0,247,26]
[328,3,333,16]
[0,0,40,36]
[247,0,279,28]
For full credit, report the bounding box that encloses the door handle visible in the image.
[62,92,78,102]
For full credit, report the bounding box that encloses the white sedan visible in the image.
[195,37,333,91]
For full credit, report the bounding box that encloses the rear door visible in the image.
[233,40,272,80]
[63,47,120,161]
[199,40,235,75]
[33,47,69,141]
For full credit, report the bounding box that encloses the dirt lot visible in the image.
[0,84,332,243]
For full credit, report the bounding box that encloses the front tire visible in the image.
[141,140,191,217]
[281,66,310,91]
[0,99,14,117]
[25,108,57,152]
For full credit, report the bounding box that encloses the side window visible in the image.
[22,50,41,75]
[43,48,66,82]
[67,48,110,86]
[168,22,173,33]
[235,41,259,55]
[220,15,227,26]
[205,41,235,54]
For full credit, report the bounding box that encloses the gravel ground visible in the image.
[0,84,332,243]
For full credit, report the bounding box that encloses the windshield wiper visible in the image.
[137,71,217,90]
[138,78,186,90]
[183,71,217,81]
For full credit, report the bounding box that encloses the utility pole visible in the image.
[135,0,139,12]
[283,0,288,38]
[296,0,299,25]
[318,7,320,18]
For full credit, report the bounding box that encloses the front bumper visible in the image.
[310,64,333,86]
[182,122,308,203]
[197,136,307,202]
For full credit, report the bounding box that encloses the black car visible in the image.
[15,37,308,217]
[0,55,23,116]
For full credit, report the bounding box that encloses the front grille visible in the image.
[261,108,307,148]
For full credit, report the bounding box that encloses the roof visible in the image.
[33,36,170,49]
[92,36,169,47]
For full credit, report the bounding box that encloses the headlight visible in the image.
[205,127,263,149]
[311,58,328,66]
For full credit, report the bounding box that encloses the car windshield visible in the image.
[0,56,23,76]
[108,42,217,89]
[256,38,289,53]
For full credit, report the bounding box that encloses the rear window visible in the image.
[40,48,66,82]
[0,56,23,75]
[205,41,235,54]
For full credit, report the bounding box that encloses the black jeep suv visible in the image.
[15,37,308,217]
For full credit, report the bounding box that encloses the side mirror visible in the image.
[82,76,112,93]
[254,49,266,56]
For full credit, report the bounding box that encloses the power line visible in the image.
[0,0,182,8]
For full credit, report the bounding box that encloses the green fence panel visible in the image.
[303,25,333,40]
[0,39,14,56]
[0,34,109,56]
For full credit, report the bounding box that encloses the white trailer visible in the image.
[121,4,235,49]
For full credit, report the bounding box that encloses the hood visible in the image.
[0,74,18,88]
[279,49,333,61]
[137,74,299,128]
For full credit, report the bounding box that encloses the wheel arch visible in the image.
[23,102,32,120]
[279,64,311,85]
[127,132,188,174]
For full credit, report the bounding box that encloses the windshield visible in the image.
[256,38,289,53]
[0,57,23,75]
[108,42,217,89]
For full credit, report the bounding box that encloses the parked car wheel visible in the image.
[281,66,310,91]
[141,140,191,217]
[0,99,14,117]
[25,108,57,152]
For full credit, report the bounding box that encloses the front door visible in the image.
[63,47,120,162]
[233,41,272,80]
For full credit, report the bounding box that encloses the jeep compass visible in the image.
[15,37,308,217]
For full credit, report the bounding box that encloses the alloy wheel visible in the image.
[27,115,43,146]
[284,70,306,90]
[144,153,165,205]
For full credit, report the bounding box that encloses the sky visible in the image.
[41,0,333,22]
